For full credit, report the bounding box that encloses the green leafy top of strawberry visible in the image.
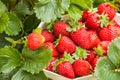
[72,47,88,59]
[94,45,105,56]
[53,52,74,71]
[32,28,42,33]
[98,13,110,28]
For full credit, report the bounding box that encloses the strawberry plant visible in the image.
[0,0,120,80]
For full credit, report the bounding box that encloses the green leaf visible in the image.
[73,47,87,59]
[70,0,93,9]
[24,14,40,33]
[0,46,22,73]
[108,37,120,67]
[68,4,82,20]
[5,13,22,36]
[13,0,32,20]
[0,11,9,33]
[0,1,8,12]
[0,33,11,48]
[34,0,70,22]
[22,46,52,74]
[95,57,120,80]
[12,69,48,80]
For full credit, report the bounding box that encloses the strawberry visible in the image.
[99,25,119,41]
[86,50,97,64]
[85,13,100,29]
[70,28,100,49]
[56,36,76,54]
[81,10,93,22]
[98,41,110,55]
[41,29,54,43]
[88,30,101,48]
[70,28,92,49]
[53,22,70,37]
[27,32,45,50]
[57,61,75,79]
[45,58,57,71]
[91,57,98,72]
[45,42,59,57]
[97,3,116,20]
[73,59,90,76]
[113,20,120,28]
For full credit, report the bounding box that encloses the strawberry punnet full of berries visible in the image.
[0,0,120,80]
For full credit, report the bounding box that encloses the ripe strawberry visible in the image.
[113,20,120,28]
[81,10,93,22]
[99,25,119,41]
[97,3,116,20]
[70,28,100,49]
[70,28,92,49]
[73,59,90,76]
[85,13,100,29]
[27,32,45,50]
[45,42,59,57]
[86,50,97,64]
[91,57,98,72]
[98,41,110,55]
[56,36,76,54]
[88,30,101,48]
[46,58,57,71]
[53,22,70,37]
[41,29,54,43]
[57,61,75,79]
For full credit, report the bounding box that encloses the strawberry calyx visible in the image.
[72,47,88,59]
[88,8,97,13]
[32,28,42,33]
[67,21,85,32]
[93,45,105,56]
[97,13,110,28]
[53,52,74,72]
[54,35,62,47]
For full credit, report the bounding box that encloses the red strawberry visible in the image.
[97,3,116,20]
[85,13,100,29]
[114,20,120,28]
[86,50,97,64]
[57,61,75,79]
[99,25,119,41]
[91,57,98,72]
[88,30,101,48]
[70,28,100,49]
[81,10,93,22]
[53,22,70,37]
[46,58,57,71]
[73,59,90,76]
[27,32,45,50]
[99,41,110,55]
[70,28,92,49]
[56,36,76,54]
[42,29,54,43]
[45,42,59,57]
